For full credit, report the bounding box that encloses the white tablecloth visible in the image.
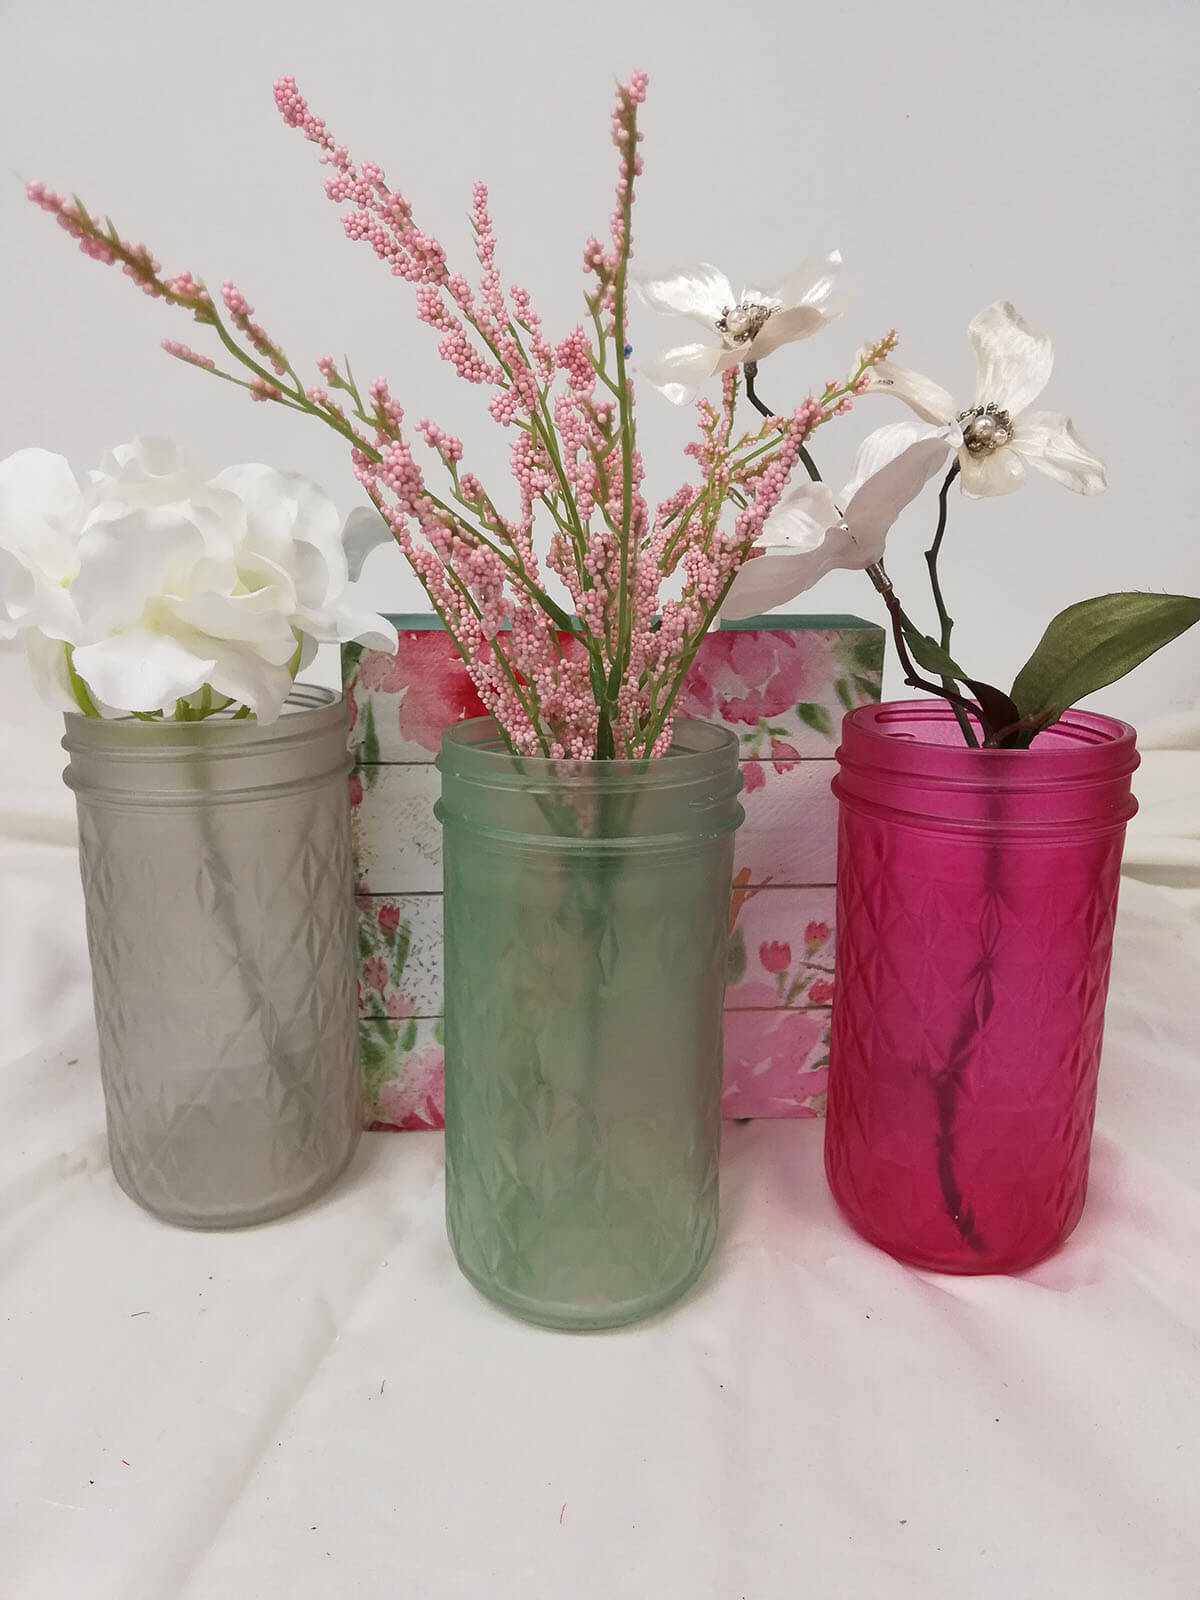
[2,640,1198,1599]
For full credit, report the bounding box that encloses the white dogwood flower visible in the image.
[636,253,846,404]
[721,420,960,620]
[861,301,1105,498]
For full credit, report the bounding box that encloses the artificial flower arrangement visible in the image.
[20,72,1198,751]
[13,69,1199,1312]
[21,73,890,760]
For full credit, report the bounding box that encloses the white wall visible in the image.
[2,0,1197,723]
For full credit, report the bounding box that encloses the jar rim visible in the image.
[839,700,1139,784]
[62,684,344,758]
[438,716,740,785]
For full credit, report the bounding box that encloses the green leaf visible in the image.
[359,697,380,767]
[725,926,747,986]
[358,1018,396,1107]
[835,631,884,679]
[901,627,965,681]
[387,923,411,975]
[963,678,1020,740]
[834,676,855,714]
[399,1017,418,1053]
[1011,593,1200,721]
[796,701,835,740]
[342,639,365,687]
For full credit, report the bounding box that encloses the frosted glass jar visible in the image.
[826,701,1139,1273]
[63,687,361,1228]
[437,718,744,1328]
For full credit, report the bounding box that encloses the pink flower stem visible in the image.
[744,360,822,483]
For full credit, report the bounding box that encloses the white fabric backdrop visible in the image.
[1,638,1198,1598]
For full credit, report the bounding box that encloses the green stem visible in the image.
[64,646,101,718]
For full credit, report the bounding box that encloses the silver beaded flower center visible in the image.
[958,403,1013,456]
[717,301,774,346]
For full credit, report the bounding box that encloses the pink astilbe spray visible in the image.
[28,76,892,757]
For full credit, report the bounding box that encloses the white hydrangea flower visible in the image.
[0,437,398,720]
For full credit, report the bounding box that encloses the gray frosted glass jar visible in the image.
[62,686,361,1228]
[436,718,744,1330]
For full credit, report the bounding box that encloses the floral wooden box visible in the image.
[343,614,884,1129]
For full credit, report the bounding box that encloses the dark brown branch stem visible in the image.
[923,460,977,748]
[743,360,822,483]
[865,563,985,726]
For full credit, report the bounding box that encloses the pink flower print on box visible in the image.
[359,628,487,755]
[376,1045,445,1131]
[759,940,791,974]
[678,623,884,754]
[682,627,832,726]
[723,1009,830,1118]
[726,887,837,1009]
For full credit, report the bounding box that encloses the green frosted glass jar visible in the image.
[436,719,744,1330]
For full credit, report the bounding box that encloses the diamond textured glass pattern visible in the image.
[436,718,743,1329]
[64,688,362,1228]
[825,702,1139,1273]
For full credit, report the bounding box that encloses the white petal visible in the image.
[842,420,960,503]
[760,483,841,550]
[958,443,1026,497]
[313,593,400,652]
[341,504,394,581]
[634,264,735,329]
[1010,411,1107,495]
[0,447,85,538]
[745,305,825,361]
[201,640,295,720]
[968,301,1053,415]
[766,251,847,324]
[94,436,196,491]
[721,526,865,620]
[72,628,215,714]
[638,342,726,405]
[24,631,77,711]
[841,425,958,558]
[858,360,958,425]
[70,509,208,631]
[0,546,80,639]
[0,450,85,636]
[218,463,346,603]
[164,590,298,660]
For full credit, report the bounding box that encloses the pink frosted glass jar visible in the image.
[825,701,1139,1274]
